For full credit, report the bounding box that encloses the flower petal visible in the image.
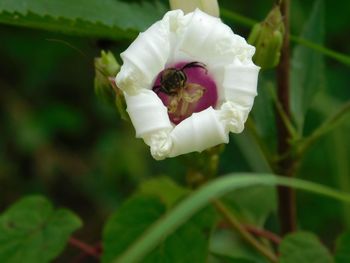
[116,21,170,94]
[217,101,246,133]
[223,61,259,108]
[125,90,173,138]
[174,9,256,67]
[144,131,173,161]
[169,107,229,157]
[176,9,234,64]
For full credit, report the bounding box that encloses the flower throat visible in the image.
[152,61,218,124]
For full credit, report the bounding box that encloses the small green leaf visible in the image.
[279,232,333,263]
[291,0,325,132]
[0,196,82,263]
[335,232,350,263]
[138,176,190,208]
[0,0,167,40]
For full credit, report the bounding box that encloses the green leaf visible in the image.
[138,176,190,208]
[279,232,333,263]
[102,196,166,263]
[0,196,82,263]
[291,0,325,132]
[0,0,167,40]
[335,232,350,263]
[114,173,350,263]
[103,195,215,263]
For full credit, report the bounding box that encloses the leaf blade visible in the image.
[279,232,333,263]
[0,196,82,263]
[0,0,166,40]
[291,0,325,132]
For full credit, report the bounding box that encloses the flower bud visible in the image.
[94,50,120,103]
[94,50,129,121]
[169,0,219,17]
[248,6,284,69]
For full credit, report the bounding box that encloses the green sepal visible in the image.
[115,90,130,122]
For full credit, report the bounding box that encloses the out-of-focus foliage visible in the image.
[335,232,350,263]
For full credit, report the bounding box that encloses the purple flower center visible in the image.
[152,61,218,125]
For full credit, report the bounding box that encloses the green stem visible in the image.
[290,35,350,66]
[213,200,278,263]
[268,86,299,139]
[220,8,350,66]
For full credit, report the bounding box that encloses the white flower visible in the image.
[116,9,260,160]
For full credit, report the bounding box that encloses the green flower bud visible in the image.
[94,50,120,103]
[169,0,219,17]
[94,50,129,121]
[248,6,285,69]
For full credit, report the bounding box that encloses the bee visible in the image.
[153,62,208,116]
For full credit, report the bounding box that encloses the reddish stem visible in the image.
[275,0,297,235]
[218,221,282,245]
[244,225,282,245]
[68,237,101,259]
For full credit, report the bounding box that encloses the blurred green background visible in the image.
[0,0,349,260]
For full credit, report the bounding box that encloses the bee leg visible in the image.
[168,95,179,113]
[183,84,205,103]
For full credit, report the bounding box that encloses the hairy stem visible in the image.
[213,200,278,263]
[275,0,297,235]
